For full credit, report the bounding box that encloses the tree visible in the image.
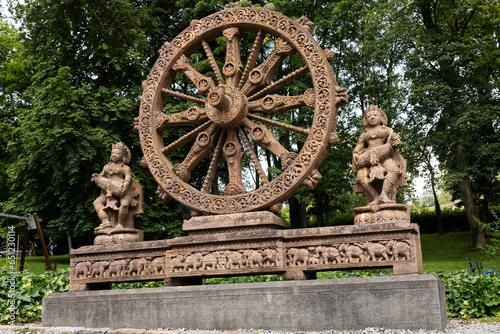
[389,0,500,248]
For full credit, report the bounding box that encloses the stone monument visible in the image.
[352,105,410,225]
[45,3,446,331]
[92,142,144,245]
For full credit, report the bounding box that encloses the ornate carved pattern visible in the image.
[71,256,166,280]
[165,248,282,272]
[286,239,414,267]
[138,5,347,215]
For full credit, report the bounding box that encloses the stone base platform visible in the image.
[43,275,447,331]
[70,212,423,291]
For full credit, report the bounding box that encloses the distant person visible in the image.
[47,237,55,256]
[28,240,35,256]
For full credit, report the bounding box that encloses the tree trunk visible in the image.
[455,150,486,248]
[289,196,307,229]
[428,165,444,234]
[66,231,73,251]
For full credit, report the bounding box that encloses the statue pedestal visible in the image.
[354,203,410,225]
[94,228,144,245]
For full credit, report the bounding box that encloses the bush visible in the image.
[0,268,70,324]
[410,208,470,234]
[435,271,500,318]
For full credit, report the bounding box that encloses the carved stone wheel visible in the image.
[137,4,347,216]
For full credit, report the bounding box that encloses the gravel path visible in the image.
[1,320,499,334]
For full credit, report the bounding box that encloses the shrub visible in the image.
[435,271,500,318]
[0,268,70,324]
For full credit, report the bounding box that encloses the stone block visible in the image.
[43,275,446,331]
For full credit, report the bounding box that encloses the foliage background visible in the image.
[0,1,499,249]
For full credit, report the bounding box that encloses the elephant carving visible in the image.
[356,242,390,262]
[339,244,368,263]
[151,257,165,274]
[262,249,280,266]
[184,253,203,271]
[73,261,91,279]
[201,253,218,270]
[108,259,129,277]
[287,248,309,266]
[315,246,343,264]
[224,250,244,269]
[128,258,149,276]
[387,240,411,260]
[167,255,185,272]
[243,250,263,268]
[91,261,110,278]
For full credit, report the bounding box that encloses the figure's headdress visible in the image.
[363,105,388,128]
[111,142,131,164]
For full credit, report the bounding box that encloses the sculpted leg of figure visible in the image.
[379,160,399,203]
[93,195,112,232]
[116,198,131,229]
[357,168,379,205]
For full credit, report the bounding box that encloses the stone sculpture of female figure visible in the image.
[92,142,143,233]
[352,105,407,205]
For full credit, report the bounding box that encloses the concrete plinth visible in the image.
[43,275,446,331]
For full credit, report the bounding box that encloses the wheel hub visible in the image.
[206,84,248,129]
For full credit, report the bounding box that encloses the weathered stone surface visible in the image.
[92,142,144,245]
[107,329,147,334]
[43,275,447,331]
[69,217,422,291]
[183,211,288,235]
[352,105,407,207]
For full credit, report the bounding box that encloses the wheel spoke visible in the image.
[237,29,264,91]
[161,88,206,105]
[242,118,296,169]
[239,37,296,97]
[201,40,225,85]
[201,130,226,194]
[156,106,208,131]
[247,65,308,101]
[172,54,216,96]
[172,123,220,182]
[222,28,243,87]
[247,114,310,137]
[248,89,315,116]
[161,120,212,156]
[223,129,245,195]
[238,127,269,185]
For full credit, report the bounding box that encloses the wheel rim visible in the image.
[138,5,344,215]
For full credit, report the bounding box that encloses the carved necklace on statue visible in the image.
[365,127,387,139]
[106,163,124,176]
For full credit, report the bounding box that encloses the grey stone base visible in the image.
[43,275,447,331]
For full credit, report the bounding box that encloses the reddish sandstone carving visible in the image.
[136,3,347,215]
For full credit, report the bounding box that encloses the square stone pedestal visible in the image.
[43,275,447,331]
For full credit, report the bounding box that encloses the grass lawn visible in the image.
[421,231,500,273]
[1,254,73,274]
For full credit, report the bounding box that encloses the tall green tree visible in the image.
[385,0,500,247]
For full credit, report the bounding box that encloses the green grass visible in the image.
[420,231,499,273]
[0,254,73,274]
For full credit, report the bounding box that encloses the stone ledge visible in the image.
[43,275,446,331]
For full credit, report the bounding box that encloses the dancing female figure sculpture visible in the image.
[352,105,407,205]
[92,142,143,233]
